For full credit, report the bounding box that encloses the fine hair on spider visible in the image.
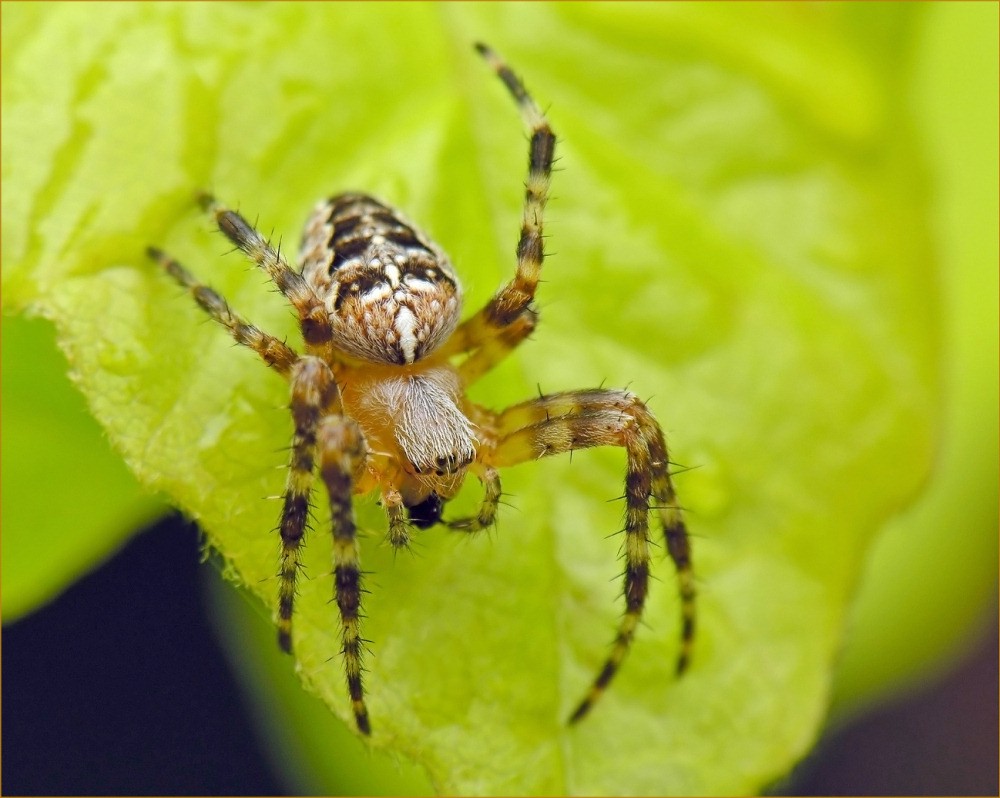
[147,42,694,736]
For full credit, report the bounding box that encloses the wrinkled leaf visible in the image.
[2,3,948,795]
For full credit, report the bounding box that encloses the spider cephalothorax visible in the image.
[148,43,694,736]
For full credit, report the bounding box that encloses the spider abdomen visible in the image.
[300,193,463,365]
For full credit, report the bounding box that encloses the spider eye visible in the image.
[406,493,444,529]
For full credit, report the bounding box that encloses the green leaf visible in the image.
[827,1,1000,719]
[5,3,988,795]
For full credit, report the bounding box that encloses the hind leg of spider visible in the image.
[196,192,338,362]
[488,388,694,722]
[146,247,299,375]
[315,405,371,735]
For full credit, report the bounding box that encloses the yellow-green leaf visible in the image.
[4,3,992,795]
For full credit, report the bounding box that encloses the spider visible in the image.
[147,43,694,736]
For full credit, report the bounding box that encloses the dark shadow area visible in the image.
[783,619,998,796]
[2,514,285,796]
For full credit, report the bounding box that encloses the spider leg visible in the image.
[437,44,553,382]
[282,356,371,734]
[474,42,553,325]
[489,389,694,723]
[381,486,411,549]
[316,405,370,736]
[277,357,341,652]
[449,308,538,385]
[197,193,338,363]
[147,247,299,375]
[447,465,502,533]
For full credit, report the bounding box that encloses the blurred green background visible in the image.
[2,2,996,795]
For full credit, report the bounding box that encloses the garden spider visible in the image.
[147,43,694,735]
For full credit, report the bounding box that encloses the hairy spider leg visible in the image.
[193,193,350,665]
[146,247,300,375]
[381,486,411,549]
[197,192,339,364]
[150,199,375,733]
[440,43,553,383]
[446,464,503,533]
[283,357,371,734]
[488,389,695,723]
[315,396,370,735]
